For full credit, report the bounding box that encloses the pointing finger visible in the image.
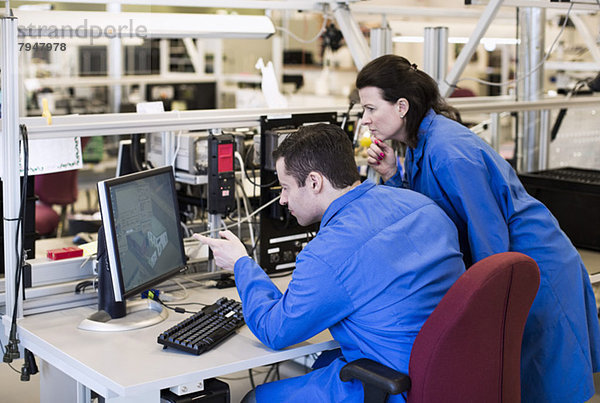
[193,233,216,246]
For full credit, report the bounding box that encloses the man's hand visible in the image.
[193,230,249,271]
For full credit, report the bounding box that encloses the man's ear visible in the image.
[307,171,323,193]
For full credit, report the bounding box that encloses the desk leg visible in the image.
[39,359,161,402]
[40,359,78,403]
[77,382,92,402]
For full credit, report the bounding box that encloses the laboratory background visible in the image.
[1,0,600,402]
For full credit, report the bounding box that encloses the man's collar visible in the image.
[319,180,375,229]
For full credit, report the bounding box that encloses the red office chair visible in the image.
[450,88,476,97]
[35,138,91,237]
[34,169,80,237]
[340,252,540,403]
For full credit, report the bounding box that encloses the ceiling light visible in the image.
[393,35,519,46]
[15,10,276,40]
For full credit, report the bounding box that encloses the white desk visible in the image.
[17,276,339,402]
[581,249,600,284]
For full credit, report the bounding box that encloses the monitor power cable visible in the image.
[2,125,39,381]
[3,124,30,365]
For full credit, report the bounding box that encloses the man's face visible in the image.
[276,158,319,226]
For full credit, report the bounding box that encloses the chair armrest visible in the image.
[339,358,411,395]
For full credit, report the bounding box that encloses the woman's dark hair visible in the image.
[272,123,360,189]
[356,54,461,148]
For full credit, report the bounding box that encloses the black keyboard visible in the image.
[157,297,244,355]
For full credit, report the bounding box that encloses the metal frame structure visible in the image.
[438,0,505,98]
[423,26,448,85]
[3,0,600,341]
[2,94,599,315]
[517,7,546,173]
[2,15,22,325]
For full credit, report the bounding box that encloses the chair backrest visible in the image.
[407,252,540,403]
[35,169,79,206]
[34,137,89,206]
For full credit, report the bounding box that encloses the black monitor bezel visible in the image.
[116,138,145,177]
[98,166,186,301]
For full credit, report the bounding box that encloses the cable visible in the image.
[21,349,38,381]
[170,278,190,301]
[3,124,29,364]
[549,79,588,141]
[153,297,197,315]
[263,364,275,383]
[217,368,269,381]
[248,369,256,389]
[177,276,212,287]
[242,145,261,189]
[236,180,257,260]
[446,3,574,89]
[75,280,96,294]
[0,340,21,374]
[249,230,260,257]
[171,130,183,167]
[275,14,329,44]
[241,144,278,188]
[234,180,243,239]
[233,156,259,261]
[194,195,281,236]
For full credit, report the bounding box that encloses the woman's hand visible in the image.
[367,137,397,182]
[193,230,249,271]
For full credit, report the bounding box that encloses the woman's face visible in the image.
[358,86,408,143]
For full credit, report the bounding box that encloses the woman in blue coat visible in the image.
[356,54,600,402]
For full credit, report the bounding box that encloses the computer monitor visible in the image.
[79,166,187,331]
[116,138,146,177]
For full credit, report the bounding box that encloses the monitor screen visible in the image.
[97,166,186,301]
[116,138,145,177]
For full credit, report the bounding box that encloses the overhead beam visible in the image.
[569,14,600,65]
[330,1,371,70]
[439,0,504,98]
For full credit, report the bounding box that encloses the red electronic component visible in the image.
[217,143,234,173]
[46,247,84,260]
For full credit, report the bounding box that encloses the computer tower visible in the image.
[161,378,230,403]
[258,112,338,274]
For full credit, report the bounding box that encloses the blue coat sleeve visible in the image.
[382,158,405,188]
[435,157,510,261]
[234,254,354,350]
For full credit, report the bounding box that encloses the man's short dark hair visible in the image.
[272,123,360,189]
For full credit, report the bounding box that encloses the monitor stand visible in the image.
[78,299,168,332]
[81,225,169,331]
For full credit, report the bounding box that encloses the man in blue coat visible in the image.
[196,123,465,402]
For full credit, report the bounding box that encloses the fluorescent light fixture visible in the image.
[15,10,276,40]
[392,36,425,43]
[393,35,519,46]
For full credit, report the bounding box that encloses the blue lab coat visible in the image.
[234,180,465,402]
[385,109,600,402]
